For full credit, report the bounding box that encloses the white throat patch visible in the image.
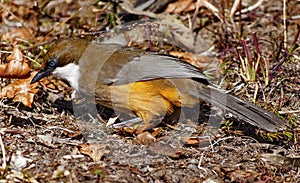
[53,63,80,91]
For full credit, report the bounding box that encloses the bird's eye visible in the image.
[48,60,56,67]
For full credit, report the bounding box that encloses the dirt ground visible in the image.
[0,0,300,182]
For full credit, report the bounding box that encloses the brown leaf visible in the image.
[226,169,258,182]
[135,123,156,134]
[13,90,38,107]
[137,131,156,145]
[1,27,33,42]
[183,136,200,145]
[148,142,192,158]
[0,71,40,107]
[169,51,213,70]
[0,46,30,78]
[261,153,300,167]
[64,130,82,138]
[116,126,136,135]
[150,127,162,137]
[78,143,110,162]
[165,0,203,13]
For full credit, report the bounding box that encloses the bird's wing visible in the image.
[78,43,209,86]
[111,52,209,85]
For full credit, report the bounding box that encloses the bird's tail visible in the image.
[193,84,286,132]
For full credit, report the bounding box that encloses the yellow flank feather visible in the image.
[128,80,175,123]
[107,79,194,123]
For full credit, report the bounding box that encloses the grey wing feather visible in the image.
[112,53,209,85]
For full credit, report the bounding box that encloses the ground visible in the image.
[0,0,299,182]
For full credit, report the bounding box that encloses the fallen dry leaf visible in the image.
[148,142,192,158]
[0,46,30,78]
[165,0,203,13]
[169,51,213,70]
[0,71,40,107]
[223,168,258,182]
[1,27,33,42]
[137,131,156,145]
[78,143,110,162]
[183,136,200,145]
[261,153,300,167]
[150,127,162,137]
[135,123,156,134]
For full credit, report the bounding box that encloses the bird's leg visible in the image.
[112,117,143,128]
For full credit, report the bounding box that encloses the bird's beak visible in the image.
[30,66,54,84]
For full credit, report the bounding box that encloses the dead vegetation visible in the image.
[0,0,299,182]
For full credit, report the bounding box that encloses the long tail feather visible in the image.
[193,85,285,132]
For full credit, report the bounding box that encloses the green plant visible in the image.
[238,33,269,86]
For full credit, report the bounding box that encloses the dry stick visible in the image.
[0,48,42,66]
[237,0,242,37]
[45,8,81,38]
[253,82,259,103]
[191,0,202,30]
[200,0,222,22]
[230,0,241,18]
[197,152,208,178]
[278,110,300,114]
[236,0,265,15]
[272,50,288,71]
[144,22,153,52]
[0,133,6,170]
[283,0,287,50]
[229,0,241,33]
[290,25,300,53]
[187,14,192,30]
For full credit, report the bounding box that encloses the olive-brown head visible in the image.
[31,38,90,88]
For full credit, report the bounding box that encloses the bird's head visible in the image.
[31,38,90,88]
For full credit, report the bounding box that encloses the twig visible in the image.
[236,0,265,15]
[0,134,6,169]
[230,0,241,18]
[191,0,202,30]
[278,110,300,114]
[283,0,287,49]
[45,8,81,38]
[199,0,222,22]
[272,50,288,71]
[197,152,208,178]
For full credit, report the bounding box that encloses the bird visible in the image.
[31,38,286,132]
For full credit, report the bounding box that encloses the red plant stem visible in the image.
[241,39,252,67]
